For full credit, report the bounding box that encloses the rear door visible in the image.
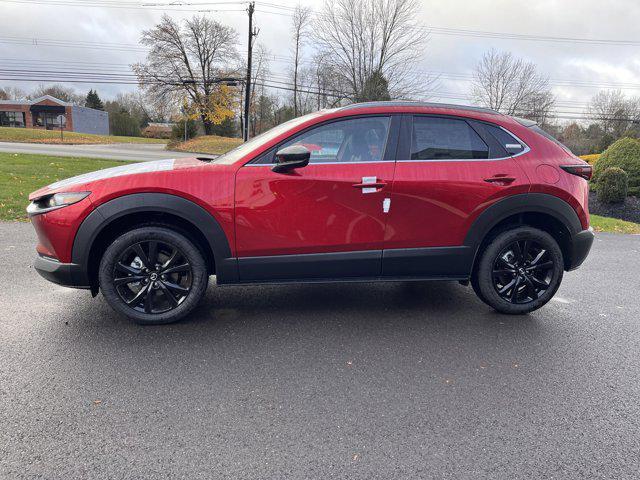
[235,115,400,281]
[382,114,530,278]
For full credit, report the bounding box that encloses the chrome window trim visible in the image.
[242,120,531,166]
[243,160,391,167]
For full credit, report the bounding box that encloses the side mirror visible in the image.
[272,145,310,173]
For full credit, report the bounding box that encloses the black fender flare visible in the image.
[464,193,582,264]
[72,193,238,283]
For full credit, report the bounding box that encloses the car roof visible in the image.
[337,101,502,116]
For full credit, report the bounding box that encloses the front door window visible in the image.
[281,117,391,164]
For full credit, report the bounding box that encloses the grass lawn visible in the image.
[0,152,134,221]
[170,135,243,155]
[0,126,166,145]
[590,214,640,234]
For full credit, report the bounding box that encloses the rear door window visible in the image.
[410,116,489,160]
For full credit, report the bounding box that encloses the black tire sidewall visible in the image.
[477,227,564,315]
[99,227,209,325]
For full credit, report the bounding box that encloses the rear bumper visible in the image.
[567,227,594,271]
[34,255,90,289]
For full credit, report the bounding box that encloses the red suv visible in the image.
[28,102,594,324]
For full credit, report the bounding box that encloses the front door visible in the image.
[235,115,399,281]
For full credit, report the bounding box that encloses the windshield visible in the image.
[213,111,328,165]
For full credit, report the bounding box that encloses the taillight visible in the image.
[560,165,592,181]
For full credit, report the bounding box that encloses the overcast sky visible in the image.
[2,0,639,119]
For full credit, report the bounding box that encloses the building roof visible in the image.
[0,95,71,106]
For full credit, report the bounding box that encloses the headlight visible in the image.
[27,191,91,215]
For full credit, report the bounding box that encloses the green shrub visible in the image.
[109,110,141,137]
[593,137,640,196]
[598,167,628,203]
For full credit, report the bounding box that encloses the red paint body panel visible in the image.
[235,162,394,256]
[27,104,592,272]
[497,116,591,229]
[30,198,95,262]
[385,158,530,249]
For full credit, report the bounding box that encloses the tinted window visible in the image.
[411,117,488,160]
[484,124,524,155]
[279,116,391,164]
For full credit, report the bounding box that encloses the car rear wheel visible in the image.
[473,226,564,315]
[99,227,209,324]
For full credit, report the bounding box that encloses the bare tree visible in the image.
[240,43,273,136]
[587,89,639,137]
[0,86,26,100]
[28,84,84,104]
[133,15,238,134]
[291,4,312,116]
[471,49,555,121]
[523,90,555,127]
[314,0,431,102]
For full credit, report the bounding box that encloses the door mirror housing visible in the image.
[272,145,310,173]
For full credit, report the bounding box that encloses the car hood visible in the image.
[29,157,208,200]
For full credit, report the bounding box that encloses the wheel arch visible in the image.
[72,193,238,291]
[465,193,582,272]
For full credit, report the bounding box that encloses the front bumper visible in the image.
[34,255,90,289]
[567,227,594,271]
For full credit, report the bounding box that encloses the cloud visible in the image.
[1,0,638,113]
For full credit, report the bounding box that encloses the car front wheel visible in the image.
[474,226,564,315]
[99,226,209,324]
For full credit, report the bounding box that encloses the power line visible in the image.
[3,56,639,96]
[3,71,637,122]
[6,0,640,48]
[0,67,620,111]
[1,0,248,11]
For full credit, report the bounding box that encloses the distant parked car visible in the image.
[27,101,594,324]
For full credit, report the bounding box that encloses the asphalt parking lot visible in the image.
[1,222,639,479]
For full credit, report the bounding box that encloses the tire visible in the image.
[473,226,564,315]
[99,226,209,325]
[470,272,490,306]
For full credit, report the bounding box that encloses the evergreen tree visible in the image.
[358,71,391,102]
[85,89,104,110]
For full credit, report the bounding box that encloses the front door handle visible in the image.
[352,182,387,189]
[484,175,516,185]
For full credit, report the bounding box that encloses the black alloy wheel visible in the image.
[474,226,564,315]
[491,239,554,304]
[113,240,192,314]
[99,227,208,324]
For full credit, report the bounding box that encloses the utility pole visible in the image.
[244,1,258,141]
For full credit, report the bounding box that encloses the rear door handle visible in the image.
[484,175,516,185]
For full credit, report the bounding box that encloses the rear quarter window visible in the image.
[483,124,525,156]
